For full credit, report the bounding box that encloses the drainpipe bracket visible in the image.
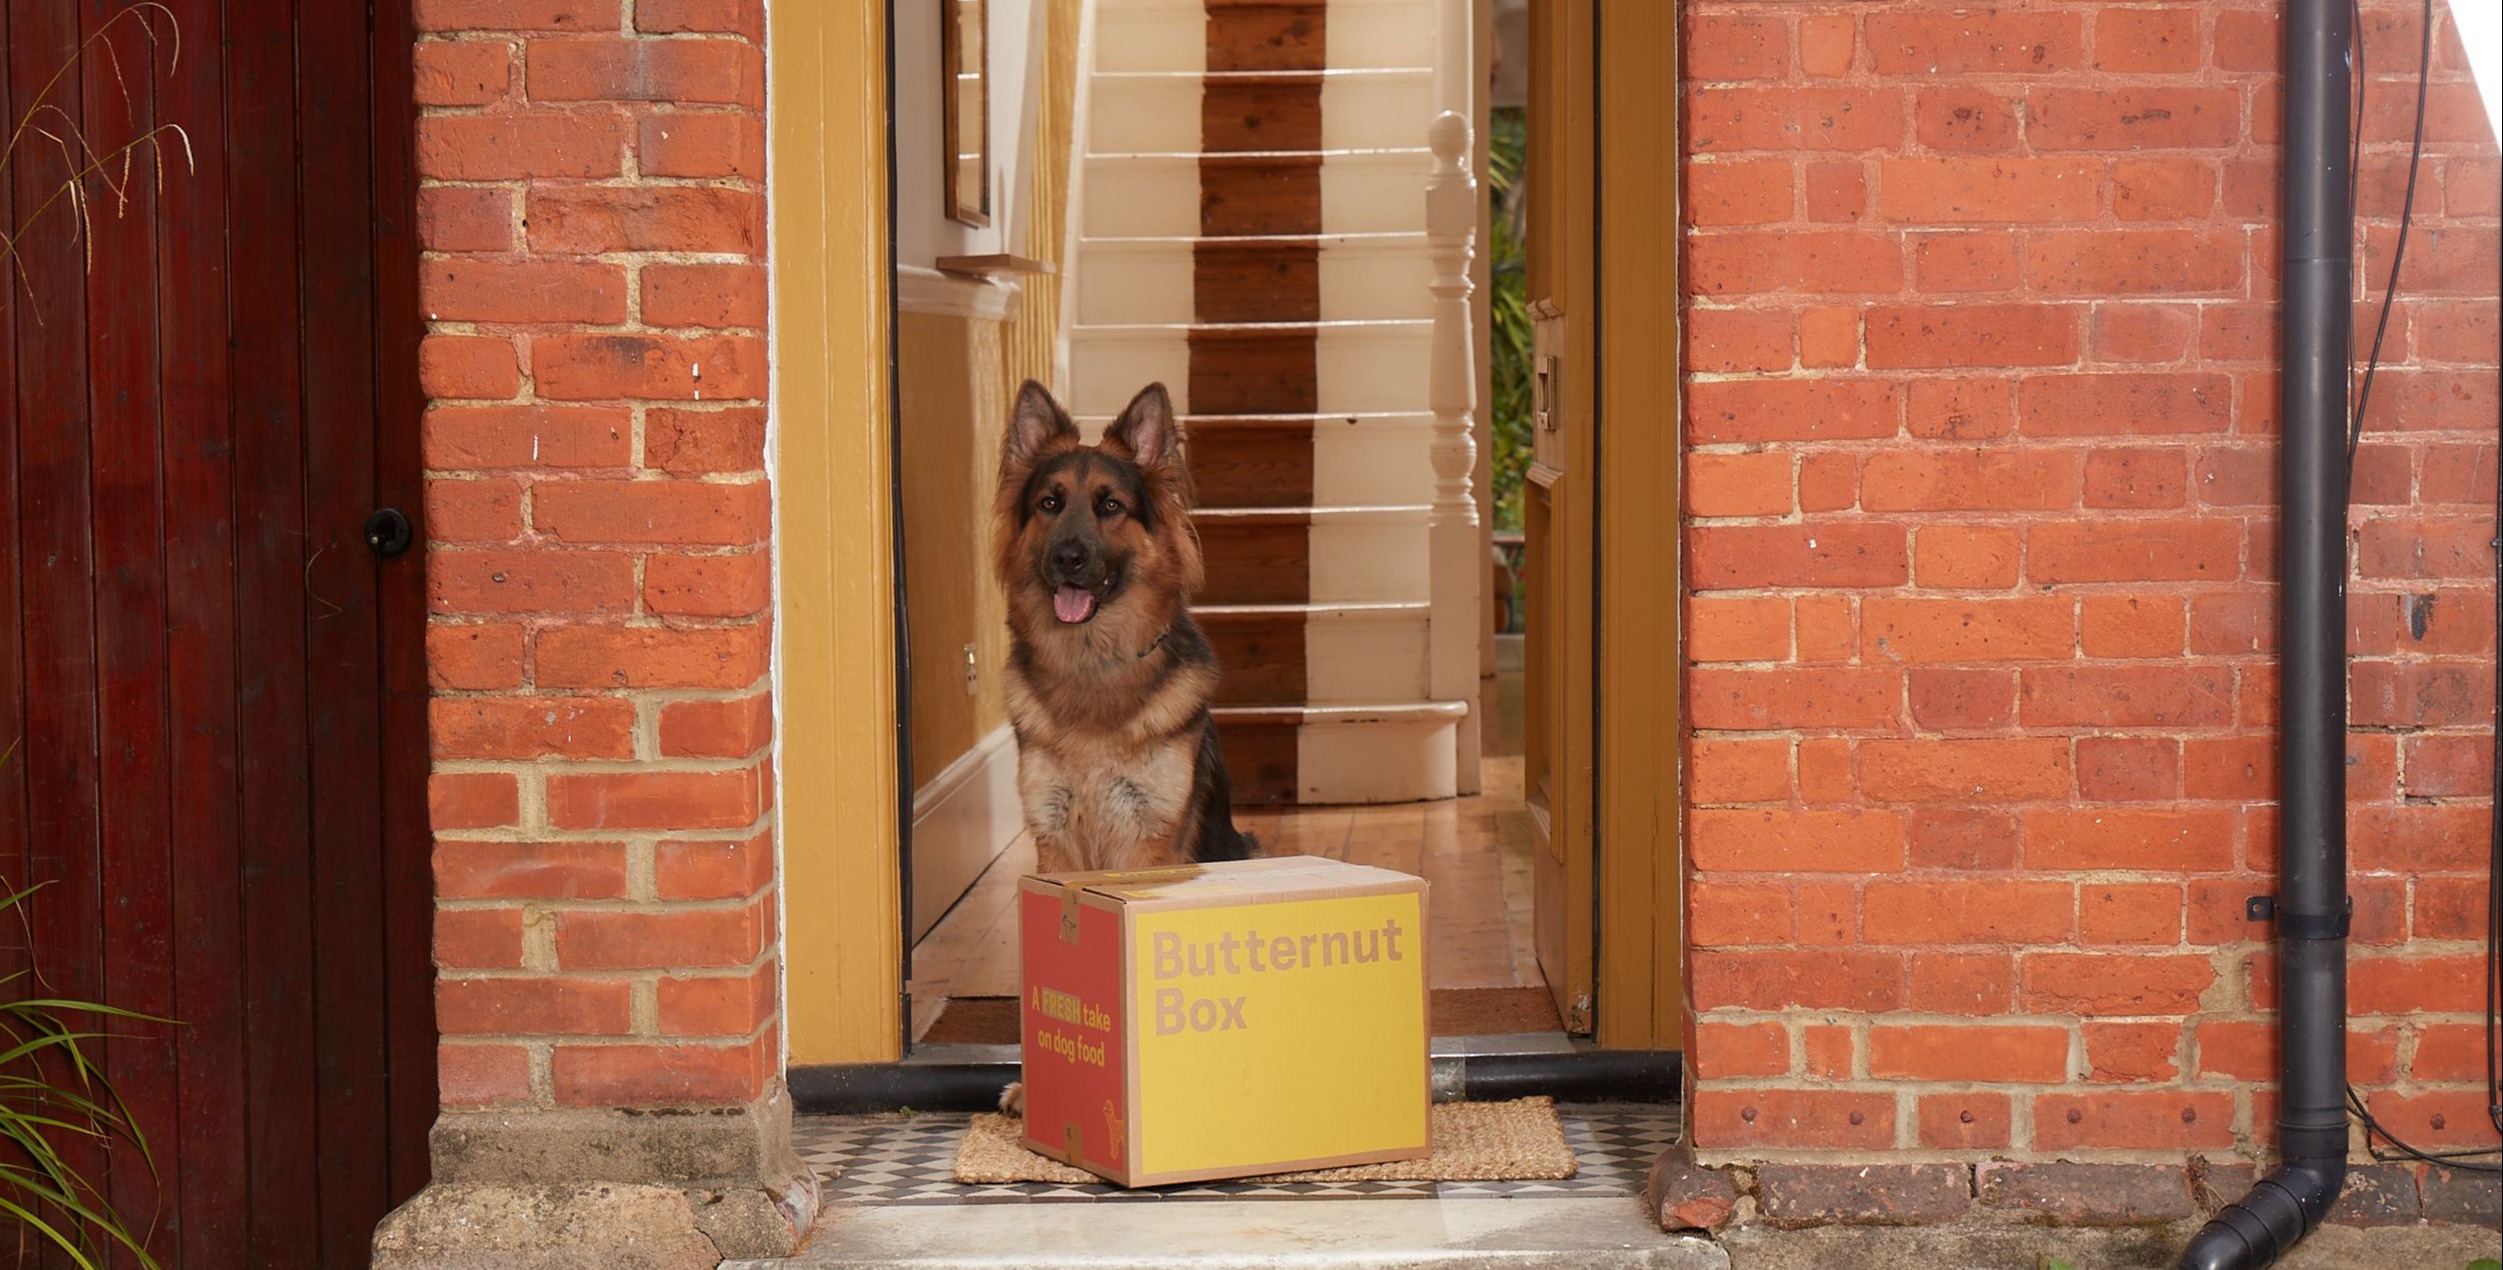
[2245,895,2351,940]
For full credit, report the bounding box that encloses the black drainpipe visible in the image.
[2176,1,2353,1266]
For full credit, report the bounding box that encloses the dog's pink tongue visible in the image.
[1053,585,1096,623]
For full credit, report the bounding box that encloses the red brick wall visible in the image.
[1681,1,2499,1161]
[414,0,778,1110]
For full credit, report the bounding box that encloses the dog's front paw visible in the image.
[999,1080,1025,1116]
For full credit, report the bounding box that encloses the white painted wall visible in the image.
[896,0,1048,270]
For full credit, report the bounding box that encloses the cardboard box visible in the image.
[1017,854,1430,1186]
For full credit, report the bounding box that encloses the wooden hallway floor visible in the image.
[907,639,1546,1043]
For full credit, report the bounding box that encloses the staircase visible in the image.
[1068,0,1480,804]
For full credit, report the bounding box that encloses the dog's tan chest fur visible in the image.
[1003,654,1212,873]
[1013,730,1196,873]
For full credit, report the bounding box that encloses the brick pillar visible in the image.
[376,1,808,1264]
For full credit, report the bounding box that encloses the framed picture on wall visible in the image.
[942,0,991,227]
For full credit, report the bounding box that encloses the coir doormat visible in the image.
[954,1096,1577,1185]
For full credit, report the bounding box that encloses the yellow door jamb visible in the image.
[772,0,906,1065]
[1593,0,1684,1051]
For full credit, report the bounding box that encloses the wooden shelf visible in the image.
[934,253,1056,277]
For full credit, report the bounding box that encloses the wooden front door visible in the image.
[1521,0,1683,1049]
[1522,0,1598,1037]
[0,0,431,1264]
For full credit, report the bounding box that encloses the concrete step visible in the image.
[731,1197,1726,1269]
[733,1099,1709,1269]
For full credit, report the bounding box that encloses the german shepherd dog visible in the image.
[993,379,1258,876]
[993,381,1254,1118]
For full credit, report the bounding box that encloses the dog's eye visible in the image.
[1097,496,1124,517]
[1039,494,1062,513]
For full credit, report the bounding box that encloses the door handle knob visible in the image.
[364,507,414,557]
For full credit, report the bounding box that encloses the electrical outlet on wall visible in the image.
[963,643,978,695]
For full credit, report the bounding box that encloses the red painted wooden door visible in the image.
[0,0,431,1265]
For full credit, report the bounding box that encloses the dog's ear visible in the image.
[1102,382,1180,471]
[1004,380,1078,465]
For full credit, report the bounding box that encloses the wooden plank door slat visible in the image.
[153,0,248,1263]
[296,0,396,1255]
[223,0,324,1258]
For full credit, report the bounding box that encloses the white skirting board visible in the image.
[909,724,1024,943]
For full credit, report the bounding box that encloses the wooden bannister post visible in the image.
[1427,87,1483,792]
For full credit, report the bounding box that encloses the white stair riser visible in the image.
[1089,78,1203,154]
[1313,419,1436,505]
[1088,73,1434,169]
[1322,74,1436,148]
[1078,239,1434,326]
[1082,158,1202,237]
[1316,322,1432,413]
[1298,716,1459,803]
[1311,518,1431,604]
[1077,249,1196,325]
[1069,333,1191,415]
[1303,613,1430,702]
[1321,154,1432,233]
[1053,419,1435,506]
[1319,242,1434,320]
[1093,6,1207,75]
[1327,2,1439,70]
[1090,153,1428,239]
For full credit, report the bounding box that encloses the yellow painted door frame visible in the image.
[1592,0,1684,1052]
[767,0,1679,1066]
[1525,0,1684,1050]
[772,1,908,1065]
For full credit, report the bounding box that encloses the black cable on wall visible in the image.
[2339,0,2502,1174]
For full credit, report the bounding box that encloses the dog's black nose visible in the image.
[1052,542,1088,578]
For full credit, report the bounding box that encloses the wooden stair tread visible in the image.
[1195,601,1428,617]
[1088,147,1428,163]
[1094,68,1429,83]
[1214,701,1470,726]
[1174,412,1432,425]
[1194,504,1428,521]
[1080,319,1428,335]
[1080,232,1426,248]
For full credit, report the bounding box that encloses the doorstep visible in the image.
[788,1034,1680,1114]
[723,1103,1724,1270]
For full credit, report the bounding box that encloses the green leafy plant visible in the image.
[0,891,166,1268]
[2465,1259,2500,1270]
[0,743,166,1268]
[1486,106,1531,537]
[0,3,193,299]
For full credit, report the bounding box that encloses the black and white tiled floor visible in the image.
[794,1103,1680,1205]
